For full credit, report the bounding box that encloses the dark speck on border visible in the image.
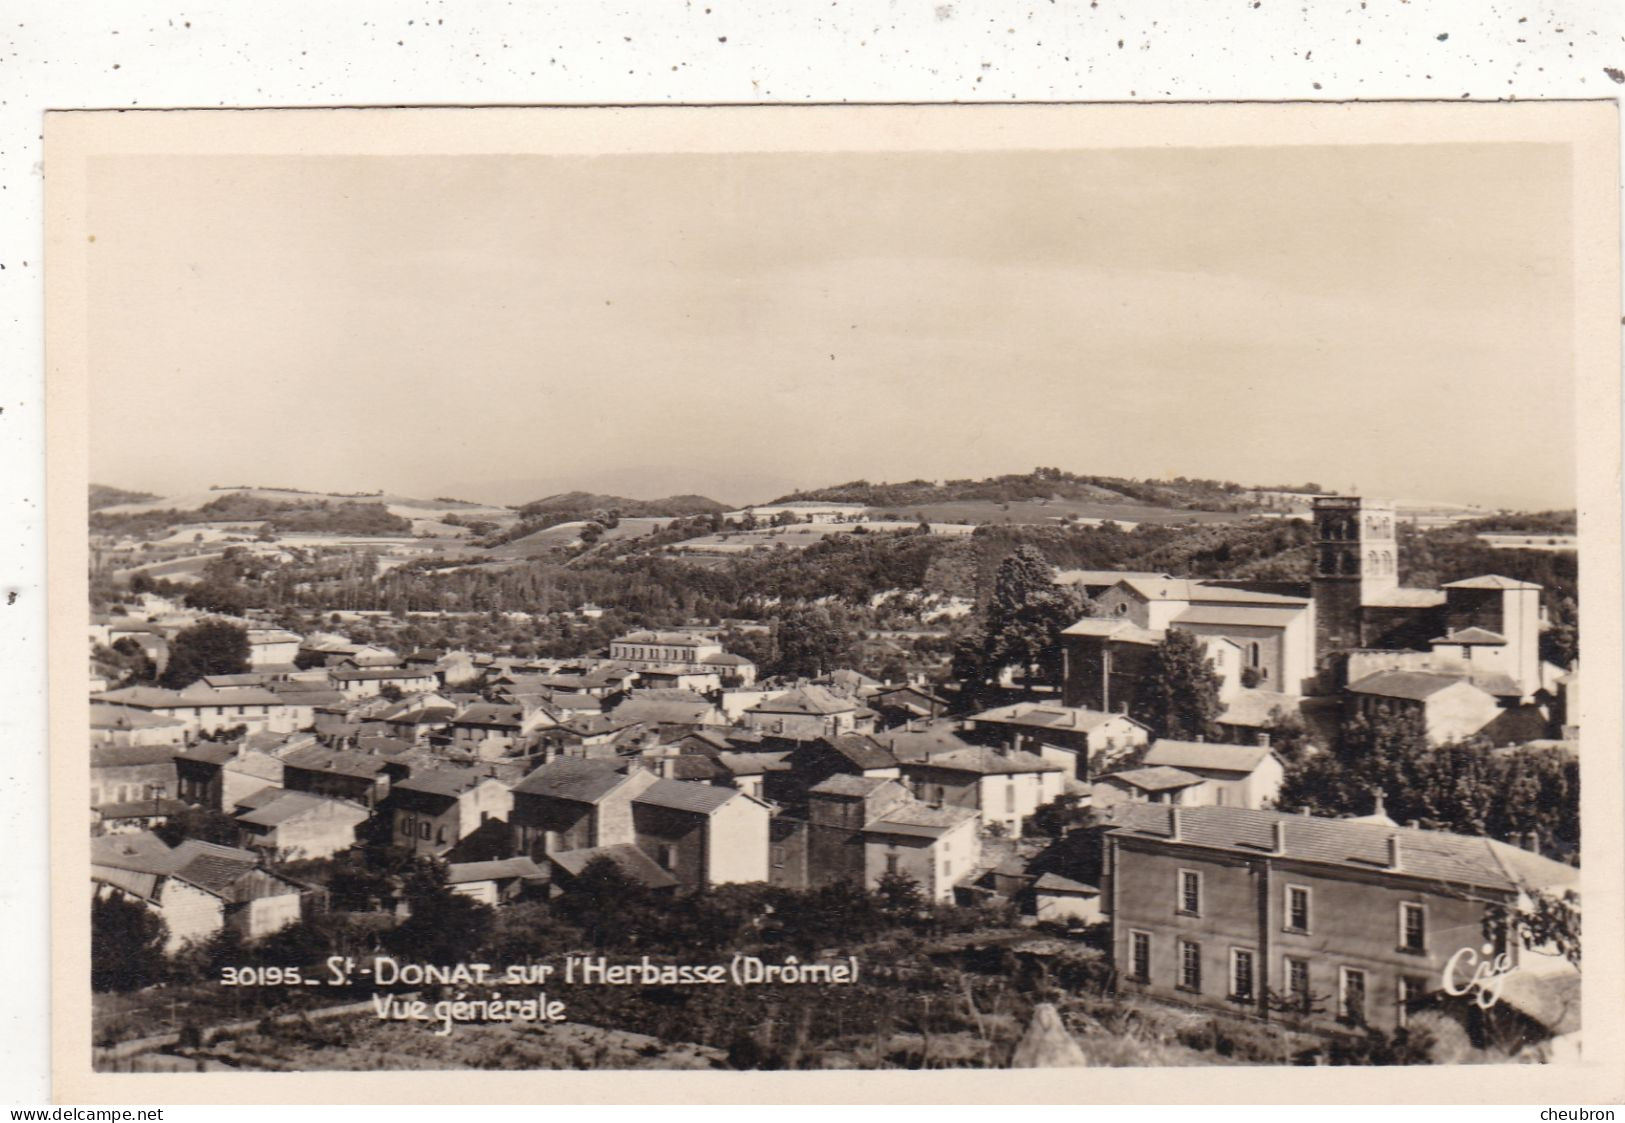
[1604,67,1625,84]
[1436,32,1449,41]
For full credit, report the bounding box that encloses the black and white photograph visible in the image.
[42,102,1622,1101]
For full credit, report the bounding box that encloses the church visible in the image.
[1059,495,1567,745]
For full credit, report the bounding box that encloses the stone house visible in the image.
[1103,803,1578,1034]
[234,789,371,860]
[389,766,514,858]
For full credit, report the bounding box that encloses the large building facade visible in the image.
[1104,803,1577,1034]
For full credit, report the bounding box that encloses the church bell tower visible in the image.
[1312,495,1397,657]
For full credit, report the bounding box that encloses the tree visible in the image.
[383,857,495,963]
[972,546,1089,687]
[161,618,251,688]
[186,578,250,616]
[90,893,168,992]
[771,604,857,679]
[1129,628,1222,741]
[155,806,243,848]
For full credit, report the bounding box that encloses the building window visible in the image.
[885,852,900,876]
[1339,967,1367,1026]
[1400,902,1426,953]
[417,822,431,840]
[1005,781,1017,814]
[1285,957,1311,1014]
[659,845,677,870]
[1129,930,1151,983]
[1177,869,1202,916]
[1397,975,1428,1029]
[1230,948,1255,1003]
[399,817,411,836]
[1285,885,1311,933]
[1248,642,1261,669]
[1177,940,1202,993]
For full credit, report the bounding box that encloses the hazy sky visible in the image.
[87,143,1575,509]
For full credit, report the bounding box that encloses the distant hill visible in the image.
[518,491,729,519]
[88,484,160,511]
[770,469,1265,514]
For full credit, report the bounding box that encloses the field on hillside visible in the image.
[489,516,673,559]
[96,487,518,526]
[862,497,1253,526]
[664,520,972,556]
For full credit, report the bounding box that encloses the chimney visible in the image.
[1256,731,1271,748]
[1272,820,1287,855]
[1387,833,1403,871]
[1300,807,1311,817]
[1194,734,1204,743]
[1371,790,1387,819]
[1168,806,1181,841]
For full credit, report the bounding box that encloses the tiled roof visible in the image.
[1099,765,1205,792]
[863,802,978,839]
[1105,803,1579,894]
[1363,587,1448,608]
[393,766,488,798]
[872,684,949,706]
[1188,584,1311,607]
[281,745,391,778]
[1431,627,1507,645]
[1442,575,1543,591]
[615,631,715,646]
[451,703,524,728]
[90,744,181,769]
[90,830,175,874]
[1218,689,1300,729]
[550,844,679,889]
[1060,618,1162,643]
[94,797,190,820]
[236,790,363,827]
[820,733,899,771]
[667,755,728,782]
[877,725,978,761]
[715,750,793,776]
[904,745,1060,776]
[446,857,548,885]
[634,777,741,815]
[232,787,285,811]
[1033,871,1099,894]
[1470,672,1525,698]
[1171,604,1306,628]
[167,839,261,896]
[330,668,434,682]
[1143,740,1274,774]
[1347,670,1480,701]
[611,698,720,726]
[701,653,754,666]
[748,686,857,716]
[969,702,1135,733]
[174,743,238,766]
[512,757,628,803]
[89,703,187,731]
[809,774,895,798]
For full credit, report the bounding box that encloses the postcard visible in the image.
[45,102,1624,1103]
